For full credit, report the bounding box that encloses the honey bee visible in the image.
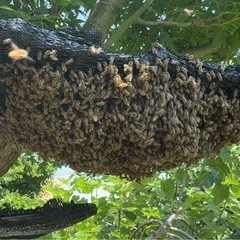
[89,46,102,55]
[65,58,74,65]
[138,72,149,82]
[3,38,34,62]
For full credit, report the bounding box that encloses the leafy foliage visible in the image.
[33,146,240,239]
[0,0,97,29]
[1,0,240,61]
[107,0,240,62]
[0,152,59,197]
[1,147,236,239]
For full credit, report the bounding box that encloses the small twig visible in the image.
[217,200,226,222]
[167,166,188,225]
[177,166,188,206]
[129,220,163,239]
[178,218,196,234]
[165,210,181,227]
[118,208,121,230]
[167,232,183,239]
[136,18,194,27]
[145,166,189,240]
[145,211,181,240]
[169,226,195,240]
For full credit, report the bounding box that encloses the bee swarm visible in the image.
[0,49,239,180]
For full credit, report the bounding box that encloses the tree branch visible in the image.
[0,199,97,239]
[145,167,189,239]
[130,220,163,239]
[135,18,194,28]
[136,14,240,29]
[83,0,128,43]
[105,0,154,49]
[169,227,195,240]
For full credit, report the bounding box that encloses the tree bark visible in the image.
[83,0,128,42]
[0,133,21,177]
[0,199,97,239]
[0,18,240,179]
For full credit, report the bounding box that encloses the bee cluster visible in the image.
[0,48,239,180]
[0,131,20,177]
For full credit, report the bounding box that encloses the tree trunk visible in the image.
[0,18,240,179]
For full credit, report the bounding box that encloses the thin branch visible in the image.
[136,18,194,28]
[165,210,181,227]
[145,166,189,240]
[177,166,188,207]
[135,18,233,57]
[178,218,196,235]
[129,220,163,240]
[105,0,154,49]
[169,226,196,240]
[136,15,240,29]
[186,44,219,57]
[167,232,184,239]
[135,19,221,56]
[118,208,121,230]
[217,200,227,222]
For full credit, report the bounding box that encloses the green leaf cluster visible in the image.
[0,134,240,239]
[0,151,59,199]
[0,0,96,29]
[108,0,240,62]
[17,145,239,239]
[1,0,240,61]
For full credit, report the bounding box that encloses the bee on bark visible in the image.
[3,38,34,62]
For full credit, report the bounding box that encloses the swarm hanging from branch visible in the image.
[0,19,240,180]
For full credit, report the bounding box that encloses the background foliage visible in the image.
[1,0,240,239]
[1,0,240,61]
[1,147,240,239]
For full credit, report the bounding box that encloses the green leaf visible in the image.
[204,157,230,174]
[0,6,27,18]
[161,179,174,199]
[212,184,229,205]
[230,185,240,198]
[199,230,218,239]
[123,210,136,222]
[74,176,101,193]
[201,171,220,188]
[174,168,184,182]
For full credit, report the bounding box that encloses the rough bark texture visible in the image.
[0,132,21,176]
[0,199,97,239]
[83,0,128,41]
[0,19,240,179]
